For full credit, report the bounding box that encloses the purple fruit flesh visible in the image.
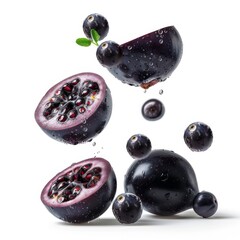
[97,26,183,89]
[41,158,117,223]
[34,73,112,145]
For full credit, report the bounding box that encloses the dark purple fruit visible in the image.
[142,99,165,121]
[97,26,183,89]
[41,158,117,223]
[35,72,112,145]
[184,122,213,151]
[126,134,152,159]
[193,191,218,218]
[124,149,199,216]
[96,41,122,67]
[83,13,109,40]
[112,193,142,224]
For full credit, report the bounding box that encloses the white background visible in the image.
[1,0,240,239]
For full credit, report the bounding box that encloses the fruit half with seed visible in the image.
[41,158,117,223]
[96,26,183,89]
[34,72,112,145]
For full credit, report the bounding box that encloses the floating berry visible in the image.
[142,99,165,121]
[126,134,152,159]
[83,13,109,41]
[184,122,213,151]
[193,191,218,218]
[112,193,142,224]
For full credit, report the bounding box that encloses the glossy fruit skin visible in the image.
[142,99,165,121]
[34,73,112,145]
[96,41,122,67]
[193,191,218,218]
[41,158,117,223]
[124,149,199,216]
[126,134,152,159]
[97,26,183,88]
[112,193,142,224]
[83,13,109,40]
[184,122,213,151]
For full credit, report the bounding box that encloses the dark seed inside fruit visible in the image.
[62,83,73,93]
[68,110,78,119]
[81,89,90,97]
[42,79,100,124]
[72,78,80,85]
[48,163,102,204]
[57,114,67,123]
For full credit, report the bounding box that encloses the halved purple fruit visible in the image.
[34,73,112,145]
[41,158,117,223]
[96,26,183,89]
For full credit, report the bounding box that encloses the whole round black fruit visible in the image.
[41,158,117,223]
[34,72,112,145]
[124,149,199,216]
[184,122,213,151]
[96,41,122,67]
[193,191,218,218]
[126,134,152,159]
[83,13,109,40]
[142,99,165,121]
[97,26,183,89]
[112,193,142,224]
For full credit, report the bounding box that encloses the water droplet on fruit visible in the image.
[160,172,168,181]
[158,56,162,62]
[92,142,96,146]
[159,39,163,44]
[83,127,88,132]
[149,62,154,66]
[188,188,193,195]
[159,89,164,95]
[127,46,132,50]
[165,193,170,200]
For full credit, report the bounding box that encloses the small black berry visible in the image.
[83,13,109,40]
[193,191,218,218]
[96,41,122,67]
[142,99,165,121]
[184,122,213,151]
[126,134,152,159]
[112,193,142,224]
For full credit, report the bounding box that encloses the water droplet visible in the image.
[165,193,170,200]
[164,29,168,33]
[159,39,163,44]
[160,172,168,181]
[188,188,193,195]
[92,142,96,146]
[158,56,162,62]
[127,45,132,50]
[159,89,164,95]
[83,127,88,132]
[142,171,146,178]
[158,29,163,35]
[149,62,154,66]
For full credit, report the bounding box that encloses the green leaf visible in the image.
[76,38,92,47]
[90,29,100,45]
